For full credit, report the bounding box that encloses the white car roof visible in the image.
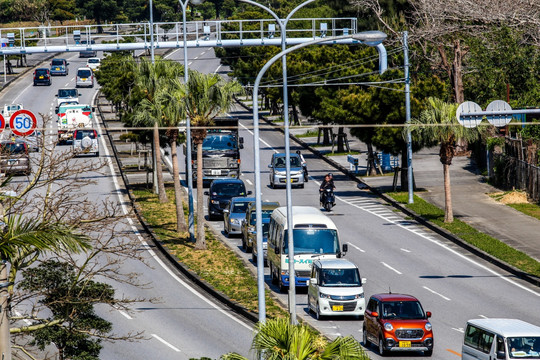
[467,319,540,337]
[272,206,337,229]
[314,258,358,269]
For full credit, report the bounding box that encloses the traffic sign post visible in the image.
[9,110,37,137]
[0,114,5,133]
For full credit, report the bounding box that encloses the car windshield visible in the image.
[320,268,361,287]
[36,69,48,75]
[51,59,64,65]
[88,59,100,63]
[7,105,21,111]
[1,143,26,154]
[58,89,77,98]
[232,202,250,213]
[75,130,96,139]
[508,337,540,358]
[211,183,246,197]
[78,70,92,77]
[381,301,426,320]
[274,156,301,168]
[250,209,274,225]
[202,134,236,151]
[283,229,339,255]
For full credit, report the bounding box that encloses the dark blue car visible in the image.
[50,58,69,76]
[204,179,251,221]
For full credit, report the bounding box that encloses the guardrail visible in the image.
[0,18,357,55]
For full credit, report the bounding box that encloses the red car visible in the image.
[363,293,434,356]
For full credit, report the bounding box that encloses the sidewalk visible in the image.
[290,126,540,263]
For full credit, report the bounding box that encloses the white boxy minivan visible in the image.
[462,319,540,360]
[267,206,347,293]
[307,259,366,320]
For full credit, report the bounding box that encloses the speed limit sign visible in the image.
[0,114,5,133]
[10,109,37,136]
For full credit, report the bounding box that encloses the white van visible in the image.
[267,206,347,293]
[463,319,540,360]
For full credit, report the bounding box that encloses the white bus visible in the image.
[267,206,347,293]
[463,319,540,360]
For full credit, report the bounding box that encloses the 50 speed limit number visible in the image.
[10,110,37,136]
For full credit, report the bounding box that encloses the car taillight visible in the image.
[93,130,97,137]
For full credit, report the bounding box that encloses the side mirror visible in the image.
[239,137,244,144]
[274,247,280,254]
[92,107,96,112]
[204,191,209,195]
[268,164,273,168]
[55,94,58,97]
[372,311,379,318]
[223,209,229,213]
[239,144,244,149]
[426,311,432,318]
[247,191,252,195]
[362,278,367,284]
[496,351,506,359]
[55,109,59,114]
[78,93,82,96]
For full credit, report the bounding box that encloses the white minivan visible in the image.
[462,319,540,360]
[307,259,366,320]
[267,206,347,293]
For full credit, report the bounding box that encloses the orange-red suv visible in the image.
[363,293,434,356]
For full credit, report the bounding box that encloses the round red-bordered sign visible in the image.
[0,114,5,133]
[10,109,37,136]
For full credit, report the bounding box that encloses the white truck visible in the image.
[56,104,94,144]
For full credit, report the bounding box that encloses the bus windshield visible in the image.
[283,229,339,255]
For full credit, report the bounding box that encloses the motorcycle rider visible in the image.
[319,173,335,205]
[296,150,308,182]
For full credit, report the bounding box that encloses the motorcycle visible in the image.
[320,188,335,212]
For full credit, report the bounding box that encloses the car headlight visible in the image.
[319,293,331,299]
[384,323,393,331]
[211,200,219,204]
[354,293,364,299]
[425,322,432,331]
[232,219,241,225]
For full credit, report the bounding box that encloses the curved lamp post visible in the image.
[180,0,205,242]
[251,31,387,324]
[238,0,315,325]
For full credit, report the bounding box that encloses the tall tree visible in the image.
[178,71,243,249]
[222,317,369,360]
[409,97,479,222]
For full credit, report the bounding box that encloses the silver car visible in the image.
[75,68,94,88]
[223,196,255,237]
[268,153,305,188]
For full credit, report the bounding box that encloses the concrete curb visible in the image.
[96,94,260,325]
[236,97,540,289]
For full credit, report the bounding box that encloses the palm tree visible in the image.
[134,59,183,203]
[0,214,91,360]
[222,317,369,360]
[179,71,243,249]
[409,97,479,222]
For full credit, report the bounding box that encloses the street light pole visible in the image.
[403,31,414,204]
[149,0,159,195]
[180,0,204,242]
[239,0,315,325]
[251,31,387,325]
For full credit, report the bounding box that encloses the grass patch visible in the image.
[387,192,540,278]
[132,187,286,318]
[296,130,319,138]
[327,151,361,156]
[508,203,540,221]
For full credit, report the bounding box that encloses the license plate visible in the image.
[39,76,44,79]
[56,67,60,70]
[332,305,343,311]
[82,78,87,81]
[211,170,221,175]
[399,341,411,348]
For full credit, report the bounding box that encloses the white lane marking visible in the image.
[164,49,181,59]
[246,179,253,185]
[119,310,133,320]
[201,50,207,55]
[347,242,365,253]
[423,286,451,301]
[214,64,222,74]
[194,56,199,59]
[332,192,540,297]
[453,327,464,333]
[152,334,181,352]
[65,82,69,86]
[188,61,193,66]
[400,248,411,253]
[238,122,277,153]
[94,91,252,331]
[381,262,402,275]
[479,314,488,319]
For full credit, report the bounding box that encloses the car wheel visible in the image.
[299,184,304,189]
[316,303,323,320]
[424,349,433,357]
[378,336,387,356]
[33,82,36,86]
[224,222,229,236]
[246,241,252,253]
[307,295,313,314]
[278,277,287,294]
[241,236,247,250]
[251,251,257,263]
[362,327,369,347]
[270,263,278,285]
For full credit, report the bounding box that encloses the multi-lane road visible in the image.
[2,45,540,360]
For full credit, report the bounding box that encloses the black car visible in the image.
[204,179,251,220]
[33,68,51,86]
